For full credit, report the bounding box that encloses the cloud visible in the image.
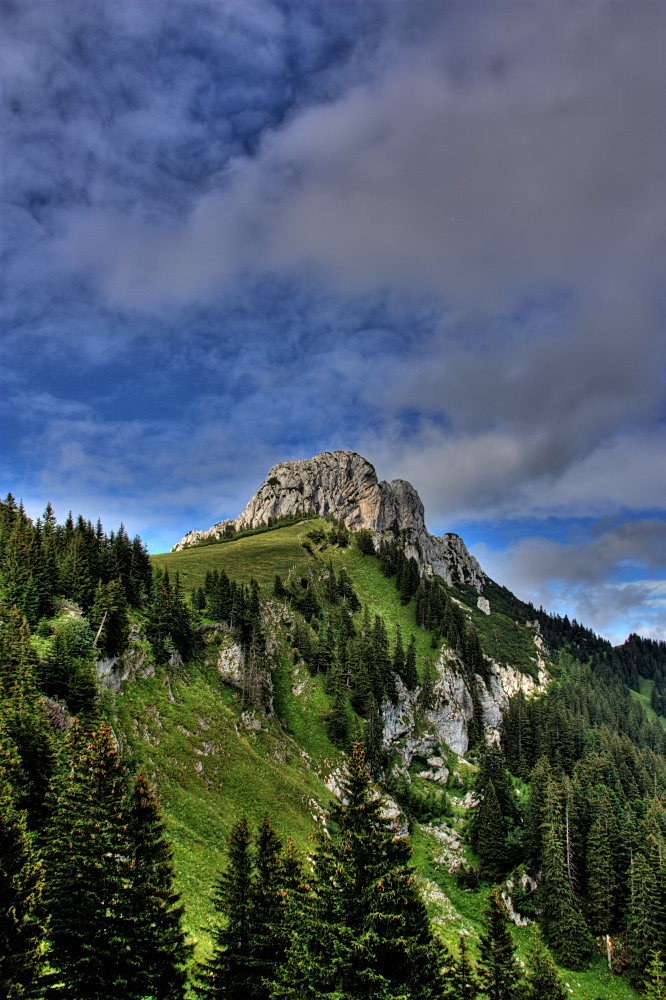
[54,2,666,310]
[471,520,666,642]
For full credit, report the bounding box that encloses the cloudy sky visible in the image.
[2,0,665,643]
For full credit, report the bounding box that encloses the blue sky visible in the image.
[2,0,665,643]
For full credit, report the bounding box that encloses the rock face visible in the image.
[174,451,486,590]
[382,653,547,763]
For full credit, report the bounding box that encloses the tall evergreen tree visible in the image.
[476,890,524,1000]
[195,817,254,999]
[0,770,44,999]
[538,780,594,970]
[442,934,479,999]
[522,936,567,1000]
[645,952,666,1000]
[249,817,287,999]
[273,745,444,999]
[125,774,191,999]
[41,721,133,998]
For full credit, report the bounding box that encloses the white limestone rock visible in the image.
[383,651,548,762]
[173,451,487,590]
[217,643,245,687]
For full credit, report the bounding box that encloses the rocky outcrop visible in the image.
[382,653,547,763]
[174,451,486,590]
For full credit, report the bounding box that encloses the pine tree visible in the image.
[125,774,191,999]
[476,890,524,1000]
[90,579,130,658]
[0,770,44,999]
[442,934,479,999]
[195,817,254,999]
[41,720,133,998]
[628,848,666,986]
[403,634,418,690]
[326,660,350,747]
[522,936,567,1000]
[249,817,287,998]
[538,780,594,970]
[645,951,666,1000]
[273,745,444,999]
[474,780,509,880]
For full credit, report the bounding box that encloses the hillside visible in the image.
[1,469,666,998]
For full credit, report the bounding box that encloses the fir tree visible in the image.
[41,720,133,998]
[645,952,666,1000]
[442,934,479,999]
[195,817,254,999]
[403,634,418,690]
[0,771,44,999]
[538,780,594,970]
[125,774,191,1000]
[522,936,567,1000]
[476,890,524,1000]
[273,744,444,999]
[250,817,287,998]
[474,780,509,880]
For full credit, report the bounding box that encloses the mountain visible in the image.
[174,450,487,590]
[1,474,665,998]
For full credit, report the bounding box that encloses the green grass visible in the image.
[151,520,323,590]
[139,527,640,997]
[629,676,666,731]
[109,649,333,955]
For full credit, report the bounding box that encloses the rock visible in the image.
[477,596,491,615]
[173,451,487,590]
[383,652,548,761]
[217,642,245,687]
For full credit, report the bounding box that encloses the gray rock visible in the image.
[383,653,548,762]
[173,451,486,590]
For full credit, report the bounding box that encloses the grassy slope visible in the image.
[629,675,666,731]
[139,526,639,998]
[151,520,318,590]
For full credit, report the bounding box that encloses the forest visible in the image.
[1,492,665,999]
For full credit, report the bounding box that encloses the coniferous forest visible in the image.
[1,493,666,998]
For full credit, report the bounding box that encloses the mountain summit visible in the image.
[174,450,486,590]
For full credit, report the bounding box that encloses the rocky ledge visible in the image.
[174,451,486,590]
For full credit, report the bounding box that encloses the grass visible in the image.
[140,526,640,997]
[151,520,322,590]
[629,675,666,731]
[109,649,333,956]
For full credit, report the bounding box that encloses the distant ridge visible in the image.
[173,450,486,591]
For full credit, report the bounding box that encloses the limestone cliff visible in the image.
[382,652,548,764]
[174,450,486,590]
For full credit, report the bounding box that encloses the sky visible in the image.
[2,0,665,644]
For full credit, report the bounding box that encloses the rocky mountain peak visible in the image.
[174,450,486,591]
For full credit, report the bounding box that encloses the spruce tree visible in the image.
[403,634,418,690]
[476,890,524,1000]
[522,936,567,1000]
[273,744,444,999]
[125,774,191,999]
[41,720,133,999]
[0,771,44,999]
[249,817,287,998]
[538,781,594,970]
[442,934,479,999]
[195,817,254,999]
[474,780,508,880]
[645,951,666,1000]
